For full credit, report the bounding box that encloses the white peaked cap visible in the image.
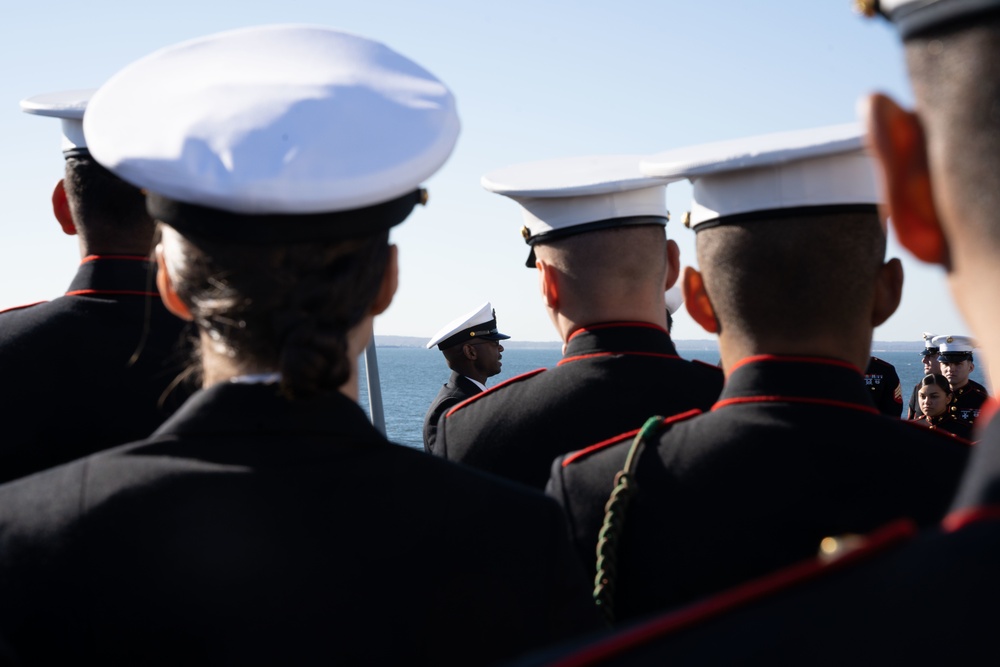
[482,154,680,265]
[20,89,96,156]
[664,285,684,315]
[641,123,880,230]
[860,0,1000,39]
[932,334,977,356]
[84,24,460,218]
[426,302,511,350]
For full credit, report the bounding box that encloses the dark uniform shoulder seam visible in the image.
[899,418,974,446]
[443,367,546,418]
[562,408,702,467]
[691,358,724,373]
[0,300,48,315]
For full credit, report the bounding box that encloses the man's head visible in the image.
[639,124,896,371]
[920,332,942,374]
[21,89,156,256]
[481,154,681,340]
[427,302,510,384]
[934,334,977,390]
[861,4,1000,374]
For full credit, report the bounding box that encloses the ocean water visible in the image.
[358,347,990,450]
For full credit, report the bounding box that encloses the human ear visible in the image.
[871,257,904,327]
[155,244,194,321]
[683,266,718,334]
[371,244,399,316]
[864,93,949,267]
[537,259,559,309]
[51,180,77,236]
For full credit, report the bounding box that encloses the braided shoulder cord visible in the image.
[593,415,666,624]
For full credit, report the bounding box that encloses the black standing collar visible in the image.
[66,255,160,298]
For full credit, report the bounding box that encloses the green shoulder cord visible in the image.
[593,415,666,625]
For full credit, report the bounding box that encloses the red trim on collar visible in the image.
[712,394,880,415]
[566,321,667,343]
[562,408,704,467]
[558,350,681,366]
[728,354,862,375]
[80,254,153,264]
[65,289,160,297]
[941,505,1000,533]
[0,300,47,315]
[546,519,917,667]
[443,367,546,418]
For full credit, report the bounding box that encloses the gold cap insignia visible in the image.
[947,336,954,343]
[417,188,429,206]
[521,225,531,240]
[682,212,692,229]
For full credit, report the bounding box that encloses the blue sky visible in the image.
[0,1,972,346]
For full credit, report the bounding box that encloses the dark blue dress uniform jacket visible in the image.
[0,255,191,483]
[513,403,1000,666]
[864,355,903,417]
[547,356,971,623]
[0,382,602,666]
[423,370,481,451]
[432,322,723,490]
[950,378,989,425]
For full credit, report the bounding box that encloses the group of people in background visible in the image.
[0,1,997,665]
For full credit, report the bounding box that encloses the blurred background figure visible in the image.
[933,334,989,426]
[907,332,941,419]
[914,373,975,441]
[865,355,903,417]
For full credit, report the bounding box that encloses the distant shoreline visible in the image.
[374,335,924,353]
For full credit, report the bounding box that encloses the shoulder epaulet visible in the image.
[0,300,48,315]
[562,409,702,467]
[899,418,974,447]
[548,519,916,666]
[692,358,724,373]
[443,367,546,418]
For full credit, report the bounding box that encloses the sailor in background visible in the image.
[432,154,723,490]
[423,302,509,451]
[907,332,941,418]
[865,355,903,416]
[0,90,191,483]
[933,334,989,425]
[546,124,970,625]
[0,26,600,666]
[511,2,1000,662]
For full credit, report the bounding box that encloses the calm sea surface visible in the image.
[358,347,990,450]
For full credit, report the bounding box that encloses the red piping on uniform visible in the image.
[712,395,880,415]
[562,409,703,466]
[941,505,1000,533]
[558,351,681,366]
[544,519,917,667]
[0,301,47,315]
[728,354,861,375]
[566,321,667,343]
[443,368,546,418]
[65,289,161,297]
[80,254,153,264]
[562,430,640,467]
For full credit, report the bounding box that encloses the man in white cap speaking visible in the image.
[546,123,970,625]
[0,25,600,666]
[431,154,724,490]
[423,301,509,450]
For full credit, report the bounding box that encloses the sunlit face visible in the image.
[922,354,941,375]
[469,339,504,378]
[940,359,974,389]
[919,384,951,419]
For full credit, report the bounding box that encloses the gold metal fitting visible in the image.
[852,0,878,18]
[418,188,429,206]
[682,211,692,229]
[520,225,532,240]
[818,533,864,563]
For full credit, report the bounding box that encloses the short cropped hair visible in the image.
[696,211,886,341]
[905,14,1000,248]
[63,157,155,251]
